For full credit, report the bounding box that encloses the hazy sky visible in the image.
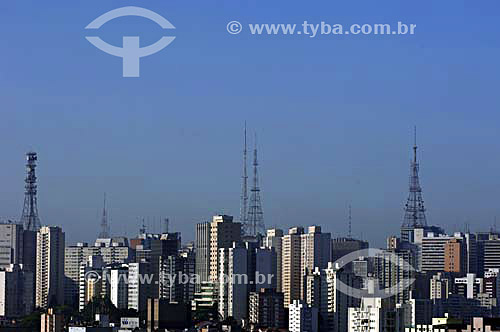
[1,0,500,247]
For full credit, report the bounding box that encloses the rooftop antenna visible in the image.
[140,218,146,235]
[164,218,169,234]
[98,193,110,238]
[348,204,352,239]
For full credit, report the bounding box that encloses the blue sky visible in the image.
[1,0,500,246]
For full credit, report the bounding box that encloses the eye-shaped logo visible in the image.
[334,248,416,299]
[85,6,176,77]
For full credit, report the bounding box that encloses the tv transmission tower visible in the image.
[98,193,110,238]
[240,123,249,233]
[20,151,41,231]
[402,127,427,230]
[246,133,265,236]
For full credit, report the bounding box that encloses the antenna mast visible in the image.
[98,193,110,238]
[164,218,169,234]
[20,151,41,231]
[401,127,428,241]
[240,123,249,233]
[246,133,265,236]
[348,205,352,239]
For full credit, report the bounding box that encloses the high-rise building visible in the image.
[78,255,104,311]
[282,227,304,306]
[191,281,217,313]
[65,239,131,308]
[128,261,151,311]
[482,239,500,272]
[146,299,190,332]
[464,233,478,275]
[109,266,128,309]
[484,269,500,299]
[401,295,433,329]
[159,255,183,303]
[22,230,37,273]
[36,226,65,308]
[289,300,319,332]
[264,228,283,292]
[255,247,277,291]
[195,221,211,292]
[374,248,416,304]
[0,223,36,275]
[249,288,285,329]
[420,233,464,273]
[444,238,466,273]
[348,297,403,332]
[209,215,241,284]
[218,243,248,321]
[305,263,359,332]
[242,236,260,292]
[282,226,331,307]
[179,244,196,303]
[40,308,63,332]
[0,223,24,267]
[454,273,483,299]
[331,237,368,269]
[430,272,451,300]
[0,264,34,317]
[300,226,331,296]
[134,232,181,300]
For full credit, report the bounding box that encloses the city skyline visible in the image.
[2,1,500,330]
[0,128,499,247]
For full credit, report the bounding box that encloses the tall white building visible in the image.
[195,221,211,292]
[36,226,65,308]
[65,240,131,307]
[374,249,415,304]
[282,226,331,307]
[218,243,248,321]
[348,297,403,332]
[282,227,304,306]
[300,226,331,299]
[264,228,283,292]
[128,262,150,311]
[78,255,104,311]
[429,272,451,300]
[110,267,129,309]
[305,263,358,332]
[289,300,318,332]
